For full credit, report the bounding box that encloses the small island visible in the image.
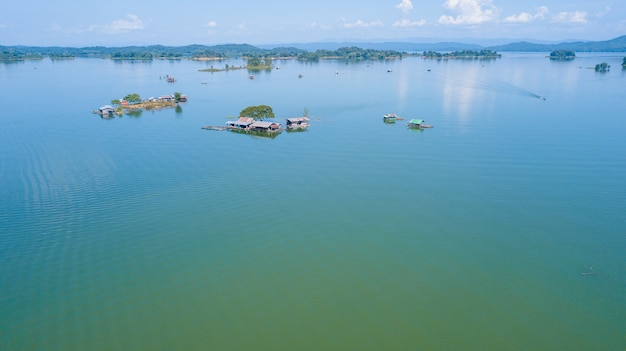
[421,50,501,60]
[199,57,273,72]
[95,92,186,118]
[595,62,610,72]
[548,49,576,60]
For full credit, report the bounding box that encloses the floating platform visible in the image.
[201,126,226,131]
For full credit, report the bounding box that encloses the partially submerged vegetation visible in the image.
[595,62,610,72]
[199,58,273,72]
[421,50,501,60]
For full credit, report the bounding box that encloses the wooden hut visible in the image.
[226,117,255,129]
[285,117,310,129]
[250,121,282,132]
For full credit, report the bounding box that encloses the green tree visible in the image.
[111,99,121,106]
[549,49,575,60]
[595,62,610,72]
[240,105,275,120]
[124,93,141,104]
[173,92,182,101]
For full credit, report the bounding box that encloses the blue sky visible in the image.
[1,0,625,47]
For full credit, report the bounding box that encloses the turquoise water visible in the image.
[1,54,625,350]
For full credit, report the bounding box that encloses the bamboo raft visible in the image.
[201,126,227,131]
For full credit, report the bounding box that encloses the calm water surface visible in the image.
[1,54,625,350]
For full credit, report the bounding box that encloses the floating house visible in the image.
[95,105,115,118]
[225,117,282,133]
[226,117,255,129]
[285,117,310,129]
[250,121,282,132]
[383,113,398,123]
[407,119,433,129]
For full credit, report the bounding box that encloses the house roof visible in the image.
[286,117,310,123]
[226,117,255,127]
[237,117,255,123]
[251,121,279,128]
[408,119,424,124]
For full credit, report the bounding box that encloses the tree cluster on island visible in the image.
[1,44,404,62]
[294,47,405,61]
[595,62,610,72]
[110,92,185,112]
[421,50,501,59]
[199,57,274,72]
[240,105,275,120]
[548,50,576,60]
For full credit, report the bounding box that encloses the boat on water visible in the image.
[383,113,398,123]
[286,117,310,130]
[383,113,405,122]
[407,119,433,129]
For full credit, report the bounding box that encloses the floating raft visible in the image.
[201,126,226,131]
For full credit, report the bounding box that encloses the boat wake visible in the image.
[431,73,545,100]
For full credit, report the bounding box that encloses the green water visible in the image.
[1,54,625,350]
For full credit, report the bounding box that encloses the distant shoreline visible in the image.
[2,35,625,62]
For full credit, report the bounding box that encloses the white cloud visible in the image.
[309,22,332,30]
[504,6,548,23]
[596,6,610,19]
[101,14,145,34]
[552,11,587,24]
[393,19,426,27]
[205,21,217,28]
[46,23,62,31]
[438,0,499,25]
[343,20,384,28]
[396,0,413,14]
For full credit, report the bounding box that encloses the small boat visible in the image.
[383,113,398,123]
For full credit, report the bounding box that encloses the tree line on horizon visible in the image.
[2,35,626,61]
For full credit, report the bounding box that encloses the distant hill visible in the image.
[258,41,482,52]
[266,36,626,52]
[487,35,626,52]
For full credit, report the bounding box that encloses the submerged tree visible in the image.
[595,62,610,72]
[240,105,275,120]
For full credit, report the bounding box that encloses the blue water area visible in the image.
[1,54,625,350]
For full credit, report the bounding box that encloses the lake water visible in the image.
[1,53,625,350]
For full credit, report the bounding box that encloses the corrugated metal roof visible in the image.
[286,117,309,122]
[251,121,278,128]
[408,119,423,124]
